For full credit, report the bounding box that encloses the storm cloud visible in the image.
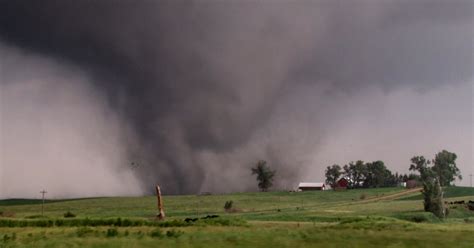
[0,0,472,196]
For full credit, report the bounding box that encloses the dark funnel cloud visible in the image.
[0,0,472,195]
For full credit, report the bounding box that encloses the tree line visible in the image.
[325,150,461,219]
[325,150,461,190]
[325,160,400,189]
[251,149,462,214]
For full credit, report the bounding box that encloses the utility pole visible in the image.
[40,190,47,217]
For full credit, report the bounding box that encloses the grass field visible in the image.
[1,187,473,247]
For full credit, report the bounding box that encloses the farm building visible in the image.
[335,178,349,190]
[406,180,418,189]
[298,182,326,191]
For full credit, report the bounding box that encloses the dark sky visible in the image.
[0,0,472,197]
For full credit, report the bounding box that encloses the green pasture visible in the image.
[1,187,473,247]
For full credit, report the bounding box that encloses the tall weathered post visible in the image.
[155,185,165,220]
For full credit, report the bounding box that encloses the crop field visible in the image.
[1,187,473,247]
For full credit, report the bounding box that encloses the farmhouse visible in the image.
[298,182,326,191]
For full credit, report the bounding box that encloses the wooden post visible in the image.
[155,185,165,220]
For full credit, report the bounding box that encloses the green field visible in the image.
[1,187,473,247]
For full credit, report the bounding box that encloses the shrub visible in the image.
[2,233,16,243]
[224,201,233,212]
[25,215,44,219]
[76,227,94,237]
[64,211,76,218]
[394,212,439,223]
[410,215,429,223]
[122,218,132,226]
[156,219,189,227]
[106,228,119,237]
[149,228,163,238]
[136,230,144,238]
[166,229,183,238]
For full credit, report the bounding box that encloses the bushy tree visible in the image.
[410,155,447,218]
[409,156,431,182]
[364,160,392,188]
[325,164,342,188]
[343,161,367,188]
[432,150,461,186]
[251,160,276,192]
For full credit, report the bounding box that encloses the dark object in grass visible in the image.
[106,228,118,237]
[3,233,16,242]
[166,229,183,238]
[467,202,474,211]
[25,215,44,219]
[201,215,219,219]
[184,215,219,223]
[64,211,76,218]
[184,218,198,223]
[224,201,233,212]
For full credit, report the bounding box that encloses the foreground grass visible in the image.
[1,219,474,248]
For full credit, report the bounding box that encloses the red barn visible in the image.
[335,178,348,190]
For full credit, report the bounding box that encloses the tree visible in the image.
[409,155,446,218]
[364,160,392,188]
[431,178,446,218]
[343,160,367,188]
[251,160,276,192]
[432,150,461,186]
[409,156,432,182]
[325,164,342,189]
